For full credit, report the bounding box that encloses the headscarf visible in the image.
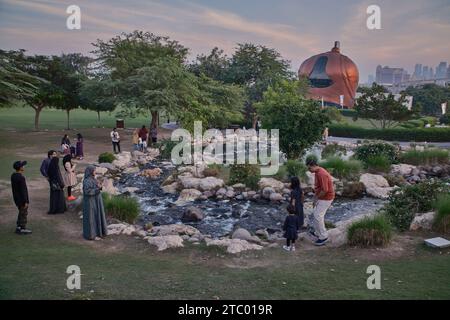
[83,166,99,196]
[47,157,61,181]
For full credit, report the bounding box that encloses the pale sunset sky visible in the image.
[1,0,449,81]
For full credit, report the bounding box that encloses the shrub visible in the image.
[382,180,450,231]
[155,138,178,160]
[321,143,347,159]
[203,164,221,177]
[305,153,318,165]
[433,195,450,233]
[354,142,399,164]
[285,159,308,179]
[347,214,392,247]
[229,164,261,190]
[102,193,139,224]
[364,155,392,173]
[400,149,449,166]
[384,174,408,187]
[439,114,449,125]
[328,124,450,142]
[98,152,116,164]
[320,157,362,180]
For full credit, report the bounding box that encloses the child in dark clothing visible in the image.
[283,204,300,252]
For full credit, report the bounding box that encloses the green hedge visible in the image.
[329,124,450,142]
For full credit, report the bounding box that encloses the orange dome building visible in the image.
[298,41,359,108]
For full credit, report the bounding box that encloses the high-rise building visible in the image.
[447,66,450,78]
[375,65,410,84]
[429,67,434,79]
[436,62,448,79]
[423,66,429,79]
[413,64,423,79]
[368,74,375,84]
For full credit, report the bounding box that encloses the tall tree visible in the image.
[79,76,118,123]
[225,43,294,128]
[188,47,230,81]
[355,83,418,129]
[257,79,329,159]
[404,84,450,116]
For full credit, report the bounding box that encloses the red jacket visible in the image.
[314,167,335,200]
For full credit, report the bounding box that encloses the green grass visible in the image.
[102,193,140,224]
[320,157,363,180]
[347,215,393,247]
[98,152,116,164]
[400,149,450,166]
[434,195,450,233]
[1,220,450,299]
[364,155,392,173]
[0,106,169,131]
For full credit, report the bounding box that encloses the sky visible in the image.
[1,0,449,82]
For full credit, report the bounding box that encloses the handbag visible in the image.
[50,180,62,191]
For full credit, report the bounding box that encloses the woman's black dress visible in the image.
[290,187,304,226]
[47,158,67,214]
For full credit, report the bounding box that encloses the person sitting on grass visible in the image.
[283,204,300,252]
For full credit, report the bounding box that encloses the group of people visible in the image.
[61,133,84,160]
[11,151,107,240]
[283,157,335,251]
[110,125,157,154]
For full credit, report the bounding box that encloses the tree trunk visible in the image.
[97,111,101,123]
[34,106,43,131]
[150,111,158,129]
[66,109,71,130]
[252,115,258,129]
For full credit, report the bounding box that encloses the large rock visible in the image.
[359,173,393,199]
[269,192,284,202]
[147,235,184,251]
[179,176,201,189]
[391,164,416,176]
[107,223,136,235]
[140,168,162,179]
[261,187,275,199]
[102,178,119,195]
[198,177,224,192]
[258,178,284,192]
[150,224,200,236]
[205,238,263,254]
[182,206,204,222]
[95,167,108,175]
[112,152,132,169]
[175,189,202,205]
[161,182,179,194]
[341,181,365,199]
[123,167,140,174]
[98,163,115,171]
[410,212,436,231]
[232,228,261,244]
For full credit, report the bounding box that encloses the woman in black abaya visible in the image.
[47,157,67,214]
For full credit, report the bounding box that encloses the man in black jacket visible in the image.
[11,161,31,235]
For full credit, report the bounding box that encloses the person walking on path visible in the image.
[47,157,67,214]
[306,157,335,246]
[289,176,305,229]
[11,161,31,235]
[132,129,139,151]
[282,204,300,251]
[75,133,84,160]
[138,125,148,146]
[82,166,108,240]
[110,128,121,154]
[62,154,77,201]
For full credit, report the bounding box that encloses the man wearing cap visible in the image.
[11,161,31,235]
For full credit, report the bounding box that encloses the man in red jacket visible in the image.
[306,157,335,246]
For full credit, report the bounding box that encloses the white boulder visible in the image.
[198,176,224,192]
[147,235,184,251]
[205,238,263,254]
[175,189,202,205]
[359,173,393,199]
[150,224,200,237]
[410,212,436,231]
[161,182,179,194]
[391,164,416,176]
[258,178,285,192]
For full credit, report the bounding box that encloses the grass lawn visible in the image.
[0,106,171,131]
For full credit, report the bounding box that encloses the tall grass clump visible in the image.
[155,138,178,160]
[320,157,362,180]
[364,155,392,173]
[98,152,116,164]
[321,143,347,159]
[347,214,392,247]
[102,193,140,224]
[229,164,260,190]
[400,149,449,166]
[285,159,308,179]
[433,195,450,233]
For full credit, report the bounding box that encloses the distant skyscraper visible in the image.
[375,65,410,84]
[414,64,423,79]
[368,74,375,84]
[423,66,429,79]
[447,66,450,78]
[436,62,448,79]
[429,67,434,79]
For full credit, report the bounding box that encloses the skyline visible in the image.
[1,0,449,81]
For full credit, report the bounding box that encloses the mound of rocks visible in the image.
[359,173,394,199]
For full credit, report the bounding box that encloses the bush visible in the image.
[340,109,357,118]
[347,214,392,247]
[98,152,116,164]
[439,114,449,125]
[400,149,449,166]
[328,124,450,142]
[203,165,220,177]
[155,139,178,160]
[354,142,399,164]
[382,180,450,231]
[285,160,308,179]
[433,195,450,233]
[320,157,362,180]
[229,164,261,190]
[384,174,408,187]
[321,143,347,159]
[102,193,139,224]
[364,155,392,173]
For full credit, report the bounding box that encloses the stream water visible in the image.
[117,161,386,238]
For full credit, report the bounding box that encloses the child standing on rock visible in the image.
[283,204,300,252]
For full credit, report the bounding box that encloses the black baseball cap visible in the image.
[13,161,27,170]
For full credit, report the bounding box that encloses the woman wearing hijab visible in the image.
[75,133,84,160]
[62,154,77,201]
[47,157,67,214]
[82,166,108,240]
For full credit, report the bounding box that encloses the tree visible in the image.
[225,43,294,128]
[404,84,450,116]
[0,50,44,107]
[79,76,118,123]
[257,79,329,159]
[188,47,230,81]
[355,83,417,129]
